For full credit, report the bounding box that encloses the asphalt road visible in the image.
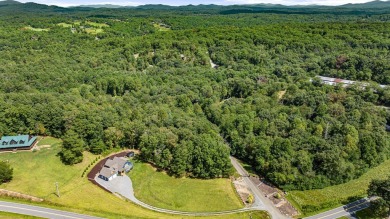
[230,156,290,219]
[0,201,103,219]
[304,198,371,219]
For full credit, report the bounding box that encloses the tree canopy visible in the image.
[0,2,389,187]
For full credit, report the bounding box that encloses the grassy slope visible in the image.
[288,159,390,215]
[129,161,244,212]
[0,137,266,219]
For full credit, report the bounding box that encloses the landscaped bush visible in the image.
[0,161,13,184]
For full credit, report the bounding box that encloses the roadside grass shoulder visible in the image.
[0,211,42,219]
[0,139,268,219]
[129,160,244,212]
[288,159,390,216]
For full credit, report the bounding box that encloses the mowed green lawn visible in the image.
[0,138,92,199]
[129,161,244,212]
[288,159,390,215]
[0,137,268,219]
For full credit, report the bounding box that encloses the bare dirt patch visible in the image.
[277,90,286,100]
[250,176,299,217]
[232,177,252,206]
[34,145,51,151]
[0,189,43,202]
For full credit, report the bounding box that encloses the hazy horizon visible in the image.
[0,0,386,7]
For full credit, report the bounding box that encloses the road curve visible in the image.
[0,200,103,219]
[230,156,290,219]
[303,198,371,219]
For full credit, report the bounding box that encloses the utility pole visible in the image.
[55,182,60,197]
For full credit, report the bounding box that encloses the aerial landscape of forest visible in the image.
[0,0,389,218]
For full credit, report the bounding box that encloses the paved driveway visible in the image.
[95,175,136,201]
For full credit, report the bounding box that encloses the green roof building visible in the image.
[0,135,38,151]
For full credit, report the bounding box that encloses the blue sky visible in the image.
[8,0,378,7]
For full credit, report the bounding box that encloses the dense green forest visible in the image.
[1,0,390,190]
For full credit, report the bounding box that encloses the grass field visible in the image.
[86,21,109,28]
[57,23,72,27]
[84,28,104,34]
[0,211,42,219]
[37,136,60,146]
[153,23,171,31]
[0,137,268,219]
[129,160,244,212]
[288,159,390,215]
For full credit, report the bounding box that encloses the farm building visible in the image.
[98,156,133,181]
[0,135,37,151]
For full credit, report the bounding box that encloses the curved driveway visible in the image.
[95,175,261,216]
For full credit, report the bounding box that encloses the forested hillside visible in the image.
[1,1,390,189]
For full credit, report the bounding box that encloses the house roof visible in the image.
[104,156,129,172]
[99,167,115,178]
[0,135,37,149]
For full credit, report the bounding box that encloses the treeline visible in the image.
[0,10,390,188]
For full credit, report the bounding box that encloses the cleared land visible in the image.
[56,21,108,34]
[85,21,109,28]
[22,26,49,32]
[288,159,390,215]
[57,23,72,27]
[84,28,104,34]
[0,137,266,219]
[129,161,244,212]
[153,23,170,31]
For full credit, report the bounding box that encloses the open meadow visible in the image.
[130,160,244,212]
[0,137,266,219]
[288,159,390,216]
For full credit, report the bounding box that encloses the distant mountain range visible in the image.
[1,0,390,15]
[74,0,390,9]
